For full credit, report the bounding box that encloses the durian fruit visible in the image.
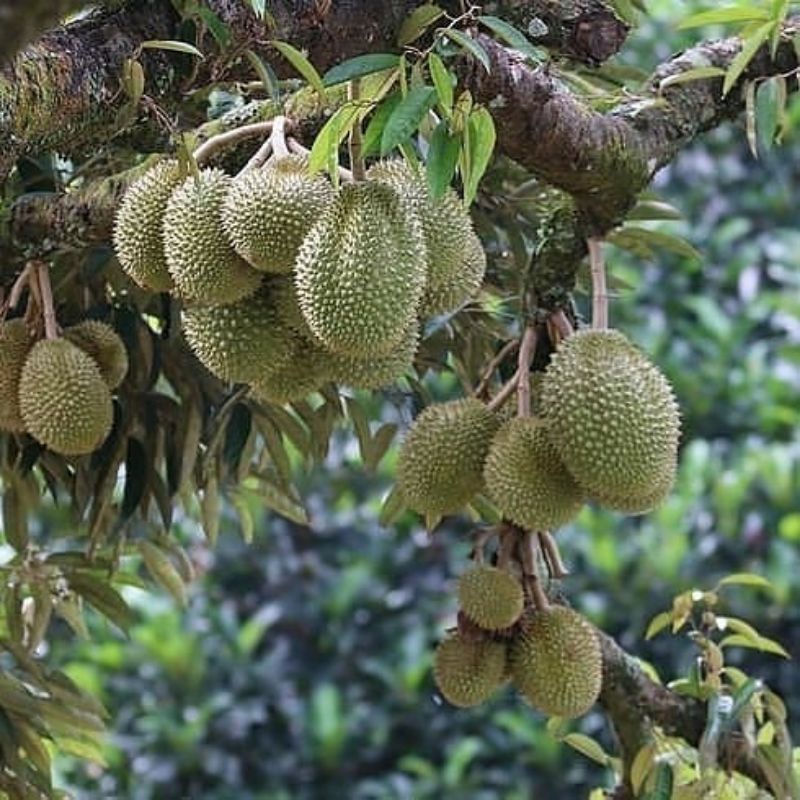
[63,321,129,390]
[0,319,34,432]
[113,159,183,292]
[327,324,419,390]
[163,168,262,305]
[396,398,501,517]
[294,181,426,357]
[221,155,335,273]
[434,633,507,707]
[458,565,524,631]
[483,417,584,532]
[250,336,330,406]
[182,284,295,384]
[510,606,602,718]
[589,470,674,515]
[19,339,113,455]
[541,329,680,505]
[367,160,484,317]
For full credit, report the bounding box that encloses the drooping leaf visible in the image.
[380,85,437,154]
[562,733,610,766]
[723,22,773,96]
[463,106,496,205]
[397,4,445,46]
[678,6,770,29]
[323,54,400,86]
[270,40,327,97]
[426,120,460,198]
[477,16,544,62]
[140,40,205,58]
[428,52,454,116]
[138,541,187,607]
[439,29,491,73]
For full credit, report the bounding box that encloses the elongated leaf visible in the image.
[195,6,231,48]
[643,763,674,800]
[427,120,460,198]
[67,573,134,634]
[364,423,398,473]
[628,199,684,221]
[562,733,609,766]
[678,6,770,29]
[439,29,491,73]
[658,66,726,91]
[398,4,445,46]
[645,610,672,640]
[270,40,326,97]
[756,76,783,152]
[121,438,147,521]
[245,49,280,102]
[463,106,496,205]
[380,85,437,154]
[141,40,204,58]
[718,572,773,590]
[139,541,187,606]
[2,481,28,552]
[379,486,406,527]
[308,104,357,175]
[363,91,402,156]
[428,52,453,115]
[723,22,773,96]
[720,633,790,658]
[477,16,544,62]
[323,54,400,86]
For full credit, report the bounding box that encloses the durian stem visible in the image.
[192,121,274,165]
[287,137,355,182]
[347,79,366,181]
[486,369,520,412]
[470,527,494,565]
[239,138,273,175]
[516,325,538,417]
[497,525,518,570]
[547,308,574,344]
[269,115,290,159]
[520,531,550,611]
[6,263,34,310]
[538,530,570,579]
[34,261,59,340]
[474,338,520,400]
[588,237,608,330]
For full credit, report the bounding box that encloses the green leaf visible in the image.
[658,66,726,91]
[245,50,280,102]
[323,54,400,87]
[1,480,29,552]
[439,29,491,73]
[364,423,398,473]
[380,85,437,154]
[68,573,134,634]
[463,106,496,205]
[562,733,610,766]
[610,226,702,261]
[756,76,784,152]
[426,120,460,198]
[627,199,684,221]
[141,39,205,58]
[120,438,147,521]
[398,4,445,46]
[138,541,187,607]
[270,40,326,97]
[379,486,406,527]
[308,104,357,176]
[363,91,402,157]
[721,633,790,658]
[194,6,231,48]
[678,6,770,30]
[346,398,372,466]
[723,22,773,96]
[718,572,773,590]
[477,15,544,62]
[645,610,673,640]
[643,763,674,800]
[428,52,454,116]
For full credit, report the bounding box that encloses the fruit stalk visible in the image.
[473,338,519,399]
[520,530,550,611]
[6,262,34,309]
[34,261,59,340]
[588,237,608,330]
[516,325,538,417]
[347,79,366,181]
[192,120,275,166]
[538,530,569,579]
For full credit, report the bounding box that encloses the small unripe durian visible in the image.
[163,168,262,305]
[396,398,501,516]
[541,329,680,503]
[63,320,129,389]
[294,181,426,357]
[19,339,113,455]
[589,469,674,515]
[510,606,602,718]
[222,155,335,273]
[113,159,182,292]
[484,417,584,531]
[434,633,507,707]
[182,284,294,384]
[458,565,524,630]
[0,319,34,432]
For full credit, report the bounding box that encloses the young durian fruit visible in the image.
[434,632,508,707]
[0,319,35,432]
[63,320,129,390]
[483,417,584,532]
[458,565,524,631]
[589,470,675,516]
[366,160,484,317]
[396,398,502,517]
[222,155,335,274]
[249,336,331,406]
[19,339,113,455]
[541,329,680,507]
[182,283,295,384]
[163,168,262,306]
[113,159,183,292]
[510,606,602,719]
[294,180,426,357]
[327,324,419,390]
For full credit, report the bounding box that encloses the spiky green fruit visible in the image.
[250,337,330,406]
[510,606,602,718]
[367,160,484,316]
[484,417,584,532]
[0,319,34,432]
[327,324,419,390]
[182,284,294,384]
[19,339,113,455]
[63,321,129,390]
[164,168,262,305]
[396,398,501,516]
[294,181,426,356]
[589,469,674,515]
[541,329,680,502]
[458,566,524,630]
[434,633,507,707]
[113,159,182,292]
[222,155,335,274]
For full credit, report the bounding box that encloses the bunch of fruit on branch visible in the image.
[113,116,485,405]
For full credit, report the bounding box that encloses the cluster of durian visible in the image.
[397,328,680,520]
[434,565,602,718]
[113,154,486,402]
[0,319,128,455]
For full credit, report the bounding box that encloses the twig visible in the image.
[497,525,518,570]
[486,369,520,412]
[548,308,574,344]
[516,325,538,417]
[538,530,570,578]
[348,80,366,181]
[7,264,34,310]
[192,121,274,165]
[520,530,550,611]
[473,338,519,399]
[287,137,355,182]
[34,262,59,340]
[270,115,290,159]
[588,236,608,330]
[239,138,273,175]
[470,527,495,565]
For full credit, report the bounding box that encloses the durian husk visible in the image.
[434,632,508,707]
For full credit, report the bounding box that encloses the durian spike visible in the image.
[192,120,274,165]
[520,530,550,611]
[474,338,520,400]
[347,79,366,181]
[34,262,59,340]
[287,136,355,182]
[588,237,608,330]
[516,325,538,418]
[538,530,570,579]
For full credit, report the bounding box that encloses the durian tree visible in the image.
[0,1,798,798]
